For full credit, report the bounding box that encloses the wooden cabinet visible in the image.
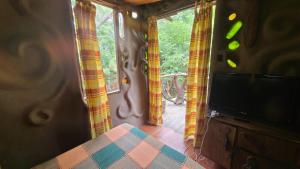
[202,117,300,169]
[232,149,285,169]
[202,120,237,169]
[237,129,300,167]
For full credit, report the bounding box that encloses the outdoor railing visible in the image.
[161,73,187,105]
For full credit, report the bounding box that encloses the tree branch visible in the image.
[98,12,113,27]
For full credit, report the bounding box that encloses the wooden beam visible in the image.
[98,12,113,26]
[91,0,140,12]
[141,0,216,19]
[141,0,195,19]
[124,0,160,5]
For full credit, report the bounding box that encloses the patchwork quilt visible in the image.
[33,123,204,169]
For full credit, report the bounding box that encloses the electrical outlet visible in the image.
[210,110,220,118]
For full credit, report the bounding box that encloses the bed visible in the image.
[32,123,204,169]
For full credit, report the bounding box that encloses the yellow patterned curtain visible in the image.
[74,0,112,138]
[185,1,212,144]
[148,16,163,125]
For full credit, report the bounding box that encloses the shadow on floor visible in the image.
[141,101,224,169]
[140,125,223,169]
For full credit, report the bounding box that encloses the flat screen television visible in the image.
[209,73,300,131]
[209,73,251,117]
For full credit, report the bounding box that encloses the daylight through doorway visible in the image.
[158,8,194,135]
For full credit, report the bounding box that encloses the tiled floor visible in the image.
[140,125,223,169]
[141,101,223,169]
[162,101,186,134]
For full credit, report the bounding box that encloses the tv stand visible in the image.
[201,116,300,169]
[232,117,250,123]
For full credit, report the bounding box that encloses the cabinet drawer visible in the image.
[202,120,236,169]
[296,153,300,169]
[238,129,300,167]
[232,149,285,169]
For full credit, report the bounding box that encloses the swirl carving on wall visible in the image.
[1,0,69,126]
[214,0,300,76]
[253,9,300,75]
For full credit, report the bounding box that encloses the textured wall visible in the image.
[0,0,90,168]
[108,10,149,128]
[211,0,300,76]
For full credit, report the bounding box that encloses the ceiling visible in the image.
[123,0,160,5]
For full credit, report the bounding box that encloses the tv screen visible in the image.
[251,75,298,126]
[209,73,300,131]
[209,73,251,116]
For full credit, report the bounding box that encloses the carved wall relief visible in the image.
[108,10,148,127]
[0,0,90,168]
[253,7,300,75]
[211,0,300,76]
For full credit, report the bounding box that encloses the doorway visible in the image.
[158,8,194,135]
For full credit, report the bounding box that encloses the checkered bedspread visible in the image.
[33,123,204,169]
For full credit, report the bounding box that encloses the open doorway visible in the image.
[158,8,194,135]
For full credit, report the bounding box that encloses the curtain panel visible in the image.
[148,16,163,125]
[185,1,212,145]
[74,0,112,138]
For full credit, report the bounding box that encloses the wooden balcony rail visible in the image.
[161,73,187,105]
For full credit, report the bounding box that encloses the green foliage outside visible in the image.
[158,7,215,99]
[71,1,214,93]
[71,0,119,92]
[71,0,75,7]
[158,8,194,75]
[158,9,194,99]
[94,5,118,92]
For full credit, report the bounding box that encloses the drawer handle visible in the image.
[242,156,258,169]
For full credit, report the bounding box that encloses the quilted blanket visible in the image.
[33,123,204,169]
